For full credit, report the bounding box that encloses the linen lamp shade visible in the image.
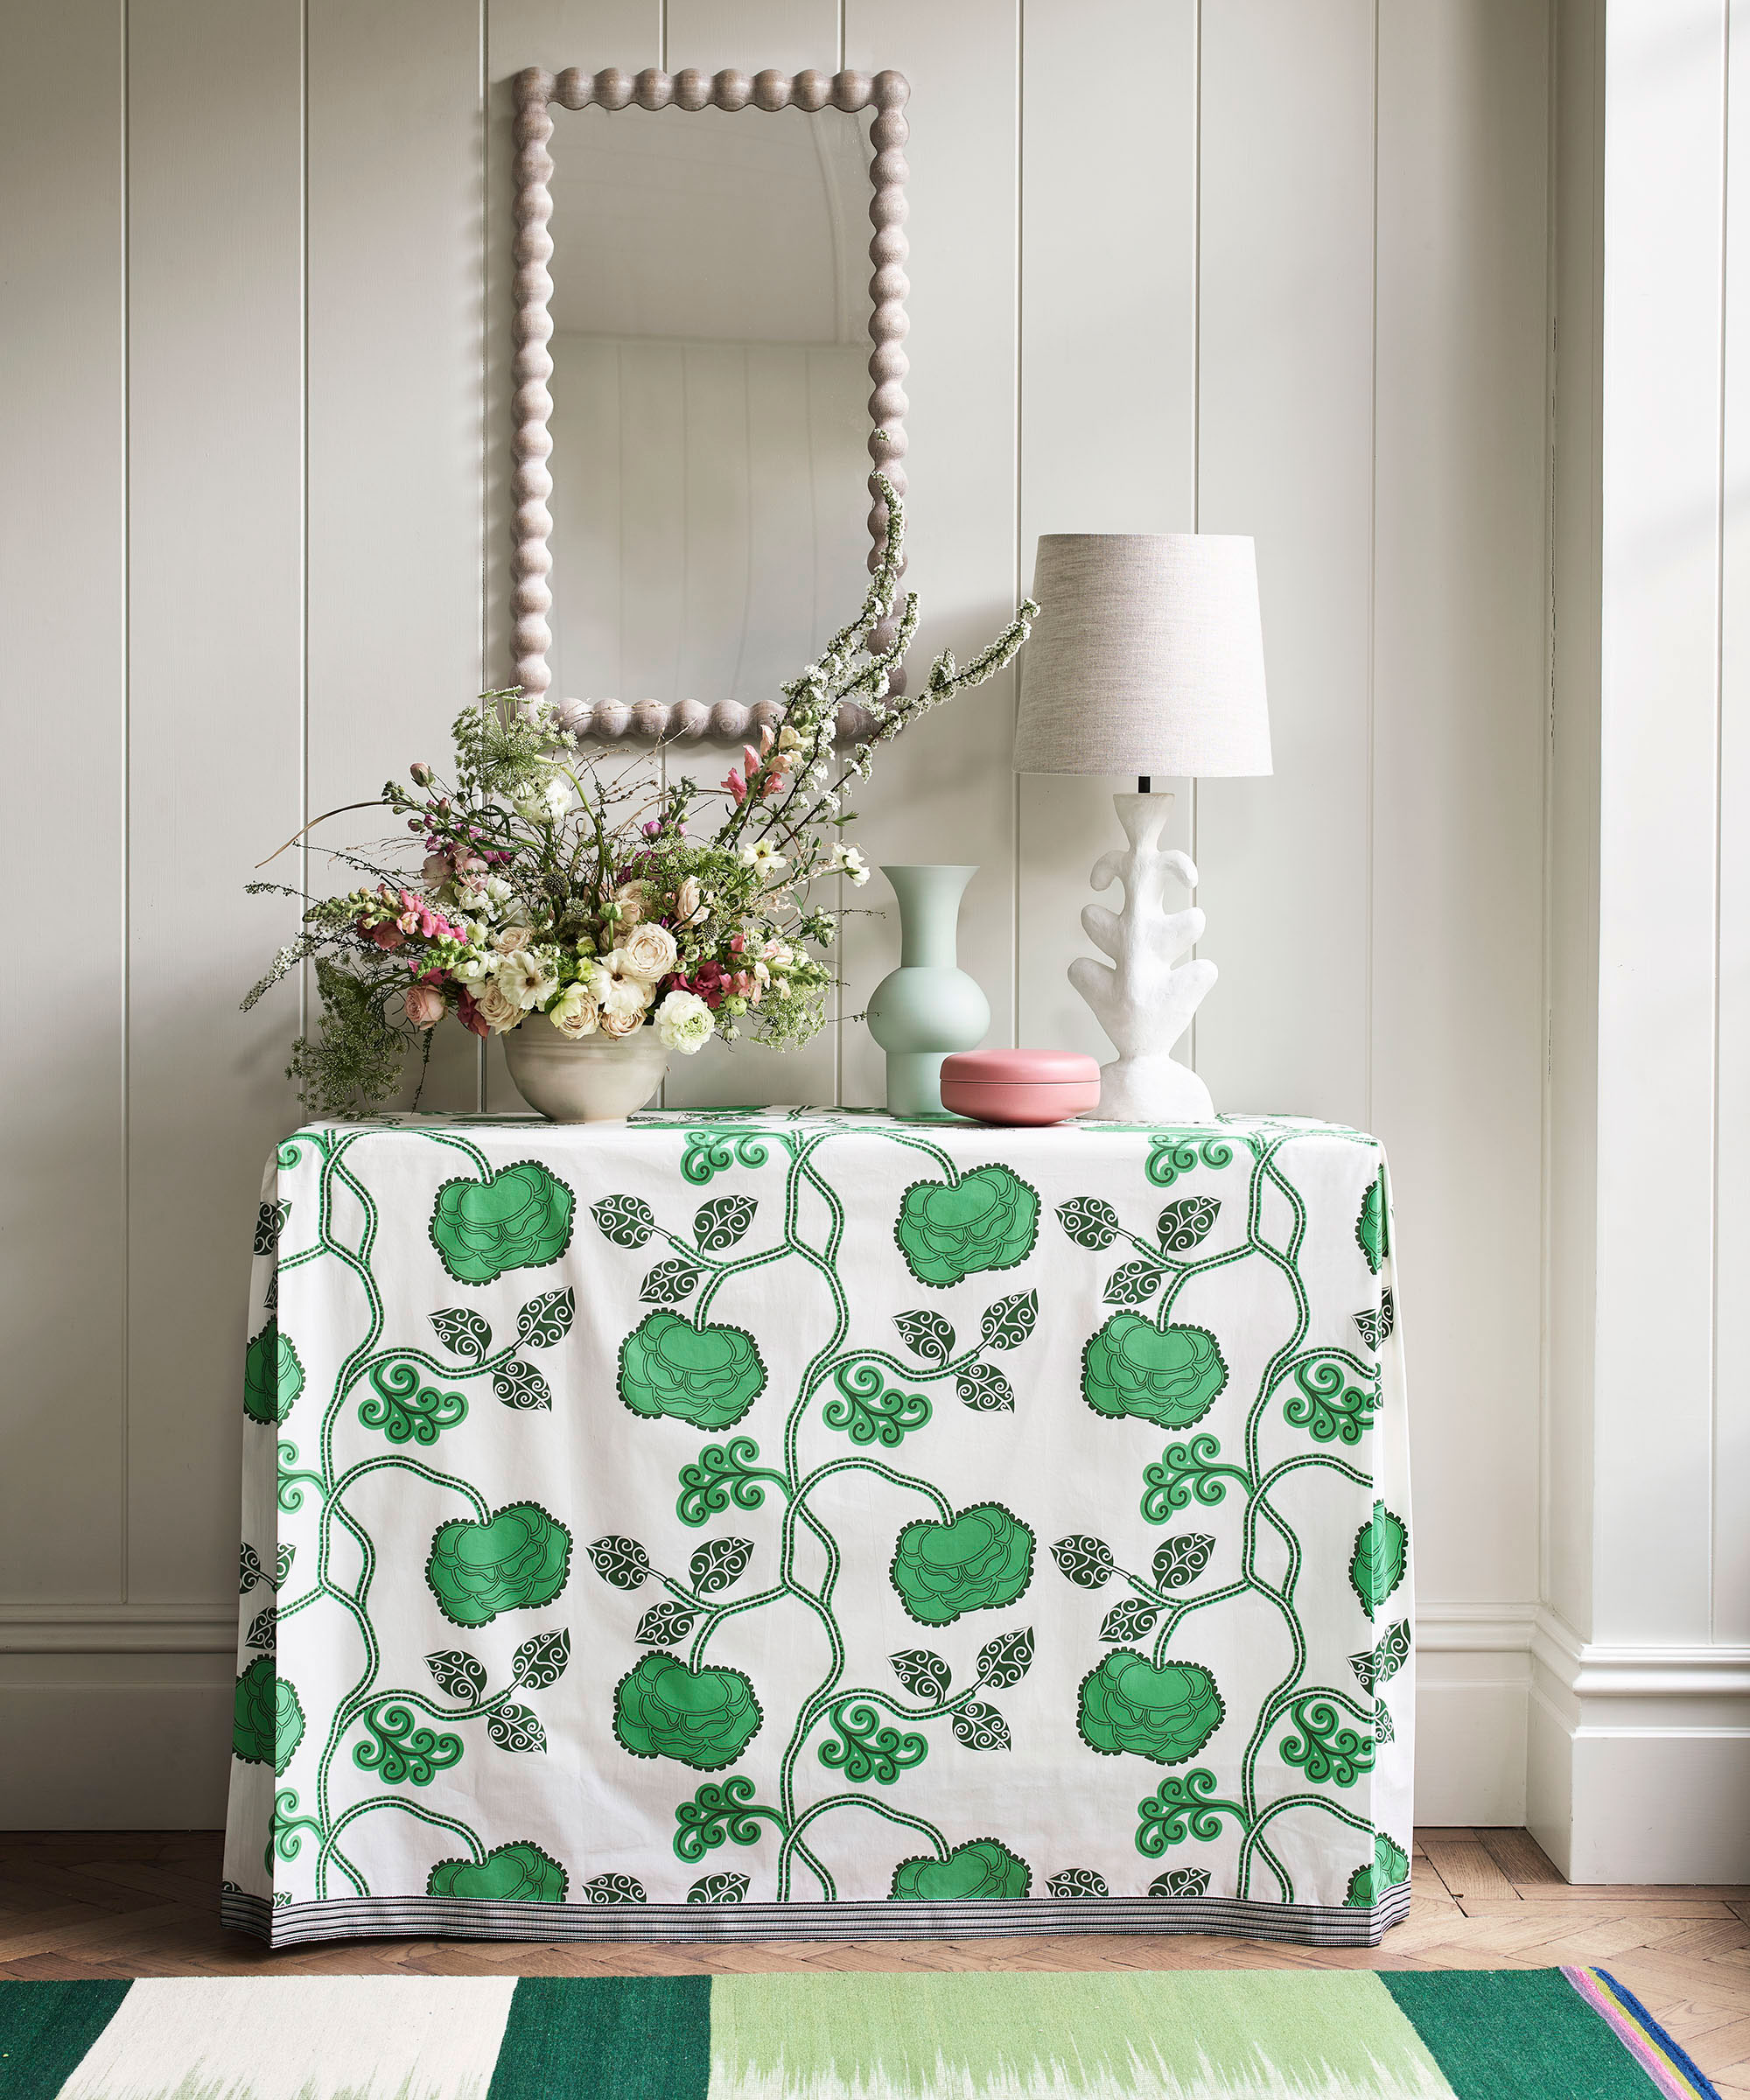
[1012,533,1272,778]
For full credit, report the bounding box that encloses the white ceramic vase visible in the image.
[501,1023,670,1123]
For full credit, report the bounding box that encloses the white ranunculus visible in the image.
[599,967,652,1026]
[474,979,524,1033]
[549,981,600,1039]
[599,951,657,1010]
[655,988,716,1054]
[621,921,678,982]
[451,949,491,986]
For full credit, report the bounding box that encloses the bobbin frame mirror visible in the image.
[509,63,910,744]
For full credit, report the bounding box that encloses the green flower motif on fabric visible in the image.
[243,1321,303,1426]
[1345,1830,1410,1908]
[1078,1651,1225,1766]
[1082,1313,1227,1428]
[613,1652,763,1770]
[232,1656,304,1774]
[890,1837,1032,1901]
[1349,1501,1408,1616]
[425,1502,572,1628]
[890,1503,1035,1627]
[894,1165,1040,1288]
[426,1839,568,1903]
[1146,1135,1235,1187]
[619,1310,766,1430]
[1356,1168,1390,1276]
[430,1161,575,1285]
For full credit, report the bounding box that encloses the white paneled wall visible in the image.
[2,0,1553,1828]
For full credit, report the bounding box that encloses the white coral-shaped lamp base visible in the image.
[1069,792,1216,1121]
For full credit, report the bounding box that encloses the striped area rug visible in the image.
[0,1966,1717,2100]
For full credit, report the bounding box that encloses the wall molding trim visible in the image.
[0,1602,235,1655]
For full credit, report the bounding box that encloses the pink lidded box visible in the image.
[939,1048,1102,1126]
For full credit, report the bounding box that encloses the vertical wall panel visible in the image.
[664,0,837,73]
[124,0,305,1600]
[1015,0,1197,1064]
[1194,0,1376,1127]
[1372,0,1550,1605]
[839,0,1021,1103]
[307,0,486,1117]
[0,1,127,1602]
[1592,0,1725,1642]
[1714,0,1750,1640]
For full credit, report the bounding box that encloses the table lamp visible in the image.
[1012,533,1271,1119]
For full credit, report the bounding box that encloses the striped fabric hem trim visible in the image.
[221,1880,1411,1950]
[1563,1965,1722,2098]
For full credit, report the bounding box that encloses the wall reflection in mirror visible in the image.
[547,104,875,714]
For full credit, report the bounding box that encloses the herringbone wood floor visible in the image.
[3,1830,1747,2090]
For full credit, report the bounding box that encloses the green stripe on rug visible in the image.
[0,1978,130,2100]
[486,1975,710,2100]
[708,1970,1456,2099]
[1380,1969,1660,2098]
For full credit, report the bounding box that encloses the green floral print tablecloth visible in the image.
[221,1108,1412,1949]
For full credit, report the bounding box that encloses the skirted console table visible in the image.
[222,1108,1412,1949]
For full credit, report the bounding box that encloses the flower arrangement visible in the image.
[246,472,1037,1115]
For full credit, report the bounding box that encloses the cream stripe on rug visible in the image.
[53,1977,518,2100]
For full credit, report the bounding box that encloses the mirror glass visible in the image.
[546,104,875,712]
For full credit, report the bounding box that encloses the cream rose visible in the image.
[612,880,649,931]
[493,925,536,955]
[474,979,524,1034]
[597,999,645,1039]
[675,876,704,928]
[620,921,678,982]
[549,982,600,1039]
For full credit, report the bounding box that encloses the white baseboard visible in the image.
[1414,1602,1539,1825]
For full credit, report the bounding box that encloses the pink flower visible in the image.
[729,934,745,954]
[404,983,444,1028]
[723,768,747,806]
[367,920,406,949]
[456,987,488,1039]
[422,852,452,886]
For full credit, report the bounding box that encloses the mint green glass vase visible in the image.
[866,864,991,1116]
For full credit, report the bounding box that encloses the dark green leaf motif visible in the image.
[688,1872,749,1903]
[640,1258,701,1305]
[1356,1169,1390,1276]
[619,1311,766,1430]
[690,1536,753,1594]
[430,1307,491,1362]
[592,1194,655,1247]
[1053,1534,1116,1589]
[1346,1830,1410,1908]
[1280,1696,1374,1788]
[636,1600,698,1646]
[1047,1869,1109,1899]
[891,1838,1031,1901]
[426,1649,487,1701]
[1057,1196,1121,1250]
[426,1840,566,1903]
[1078,1652,1225,1765]
[890,1503,1035,1627]
[582,1873,646,1904]
[492,1358,550,1410]
[895,1165,1040,1287]
[587,1535,652,1590]
[613,1653,763,1769]
[1349,1618,1412,1694]
[1151,1866,1212,1897]
[1349,1501,1408,1616]
[517,1288,575,1348]
[1104,1259,1166,1306]
[1353,1288,1396,1351]
[977,1627,1034,1687]
[354,1702,462,1785]
[431,1162,574,1284]
[232,1656,304,1774]
[952,1700,1011,1751]
[246,1606,276,1652]
[1083,1314,1228,1428]
[1101,1597,1161,1642]
[1156,1197,1220,1251]
[360,1362,467,1445]
[956,1360,1014,1411]
[825,1363,932,1446]
[1153,1533,1215,1591]
[254,1200,290,1256]
[514,1628,570,1688]
[890,1648,951,1702]
[894,1309,956,1365]
[821,1700,928,1782]
[981,1290,1038,1350]
[488,1703,546,1754]
[426,1503,572,1628]
[243,1321,303,1426]
[694,1196,757,1250]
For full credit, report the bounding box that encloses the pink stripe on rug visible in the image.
[1561,1964,1707,2099]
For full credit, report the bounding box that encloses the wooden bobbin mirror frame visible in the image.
[509,63,911,744]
